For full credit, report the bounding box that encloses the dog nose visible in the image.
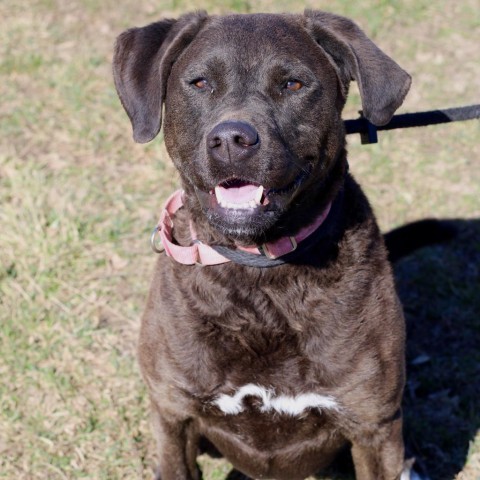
[207,121,259,163]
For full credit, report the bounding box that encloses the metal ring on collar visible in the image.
[150,226,165,253]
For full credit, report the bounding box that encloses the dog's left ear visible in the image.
[304,10,411,126]
[113,12,208,143]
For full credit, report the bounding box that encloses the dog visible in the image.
[113,10,416,480]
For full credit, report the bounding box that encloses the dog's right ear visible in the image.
[113,12,207,143]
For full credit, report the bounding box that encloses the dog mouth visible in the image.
[214,180,266,210]
[193,166,312,239]
[210,167,310,212]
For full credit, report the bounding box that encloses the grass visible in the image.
[0,0,478,479]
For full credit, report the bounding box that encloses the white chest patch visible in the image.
[213,383,340,416]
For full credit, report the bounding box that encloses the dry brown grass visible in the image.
[0,0,478,479]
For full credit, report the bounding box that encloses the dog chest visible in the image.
[197,394,344,480]
[212,383,340,416]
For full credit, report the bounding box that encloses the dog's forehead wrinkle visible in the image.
[185,45,315,80]
[181,56,228,79]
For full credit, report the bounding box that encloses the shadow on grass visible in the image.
[200,219,480,480]
[397,218,480,480]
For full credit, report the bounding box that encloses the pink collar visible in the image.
[151,190,332,266]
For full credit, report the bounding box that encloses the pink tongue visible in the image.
[216,184,261,204]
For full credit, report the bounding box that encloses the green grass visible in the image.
[0,0,478,479]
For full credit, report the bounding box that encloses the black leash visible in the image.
[344,104,480,144]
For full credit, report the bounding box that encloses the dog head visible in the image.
[113,11,410,243]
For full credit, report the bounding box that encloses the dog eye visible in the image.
[191,78,209,89]
[285,80,303,92]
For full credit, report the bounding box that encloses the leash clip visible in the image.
[358,110,378,144]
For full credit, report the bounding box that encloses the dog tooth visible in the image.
[214,186,223,203]
[254,186,264,205]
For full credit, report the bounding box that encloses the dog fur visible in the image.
[113,10,413,480]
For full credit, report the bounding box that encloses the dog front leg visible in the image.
[151,403,200,480]
[351,414,405,480]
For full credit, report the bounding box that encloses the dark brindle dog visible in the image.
[113,10,416,480]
